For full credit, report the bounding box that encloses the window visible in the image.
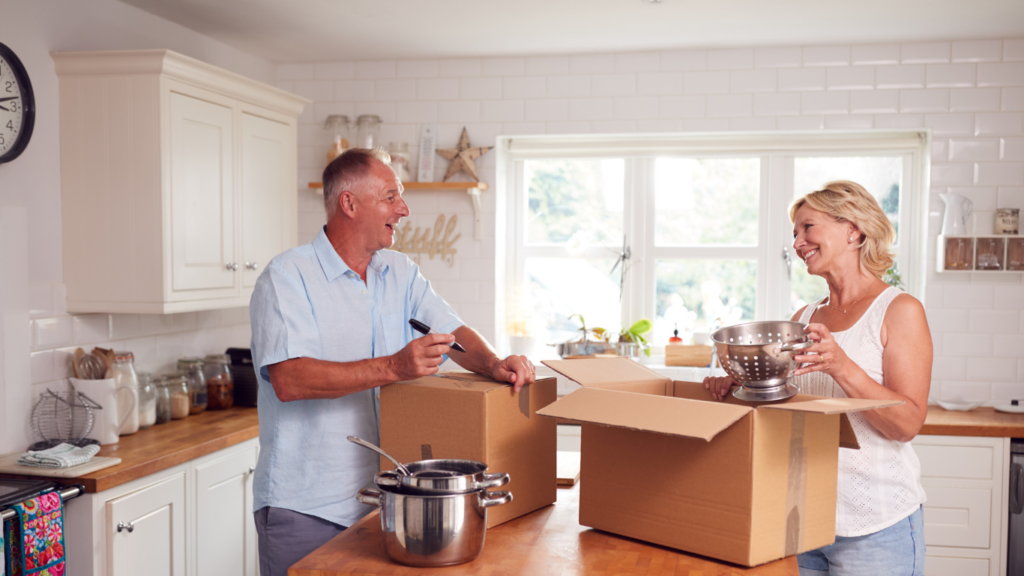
[500,132,927,357]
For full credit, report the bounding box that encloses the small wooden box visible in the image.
[665,345,713,367]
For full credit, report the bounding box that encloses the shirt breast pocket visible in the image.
[381,312,408,356]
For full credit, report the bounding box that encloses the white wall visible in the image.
[280,39,1024,404]
[0,0,271,451]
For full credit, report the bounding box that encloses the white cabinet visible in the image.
[912,435,1010,576]
[193,444,258,576]
[53,50,308,314]
[64,438,260,576]
[106,473,186,576]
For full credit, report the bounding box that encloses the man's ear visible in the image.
[339,190,358,218]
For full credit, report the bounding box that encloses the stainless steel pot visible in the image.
[357,486,512,567]
[376,459,509,494]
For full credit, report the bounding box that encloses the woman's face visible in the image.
[792,204,858,276]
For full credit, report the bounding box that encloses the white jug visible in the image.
[71,377,137,445]
[941,193,973,236]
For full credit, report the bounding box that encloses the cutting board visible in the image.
[0,451,121,478]
[556,451,581,487]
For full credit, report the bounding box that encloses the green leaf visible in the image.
[627,318,652,335]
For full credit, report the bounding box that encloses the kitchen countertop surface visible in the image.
[920,406,1024,438]
[289,483,798,576]
[0,406,259,493]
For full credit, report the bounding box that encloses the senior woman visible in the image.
[703,180,932,576]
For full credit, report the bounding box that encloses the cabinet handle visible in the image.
[245,262,259,271]
[117,521,134,533]
[249,466,255,474]
[225,262,239,271]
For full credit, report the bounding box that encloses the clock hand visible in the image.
[0,97,17,103]
[0,104,8,112]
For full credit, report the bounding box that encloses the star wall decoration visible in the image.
[436,127,493,182]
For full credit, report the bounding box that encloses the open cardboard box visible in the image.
[537,358,901,567]
[380,371,557,528]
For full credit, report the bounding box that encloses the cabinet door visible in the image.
[195,446,258,576]
[106,473,186,576]
[240,112,291,289]
[169,91,236,294]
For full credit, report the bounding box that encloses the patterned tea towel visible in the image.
[5,515,22,576]
[9,492,65,576]
[1,517,5,576]
[17,443,99,469]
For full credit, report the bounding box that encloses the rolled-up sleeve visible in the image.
[406,261,463,336]
[250,262,324,381]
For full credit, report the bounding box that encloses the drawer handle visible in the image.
[117,521,134,533]
[225,262,239,271]
[248,466,255,474]
[245,262,259,271]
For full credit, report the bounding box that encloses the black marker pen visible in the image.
[408,319,467,353]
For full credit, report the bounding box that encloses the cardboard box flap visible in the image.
[542,358,670,389]
[761,397,903,415]
[537,387,752,441]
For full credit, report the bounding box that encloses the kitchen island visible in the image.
[289,483,799,576]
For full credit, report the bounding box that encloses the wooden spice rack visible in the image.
[308,181,489,240]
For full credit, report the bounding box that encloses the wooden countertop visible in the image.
[0,406,259,492]
[920,406,1024,438]
[290,483,798,576]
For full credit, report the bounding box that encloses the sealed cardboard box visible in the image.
[380,371,557,527]
[537,358,900,567]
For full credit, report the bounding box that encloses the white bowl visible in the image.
[937,400,983,412]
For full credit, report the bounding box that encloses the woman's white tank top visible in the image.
[792,286,927,537]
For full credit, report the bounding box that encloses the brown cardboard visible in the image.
[539,358,903,567]
[379,372,557,528]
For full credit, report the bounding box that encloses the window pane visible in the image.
[790,258,828,318]
[793,156,902,245]
[654,157,760,246]
[525,159,624,246]
[654,260,757,343]
[517,257,621,357]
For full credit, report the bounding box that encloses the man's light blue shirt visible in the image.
[249,227,463,526]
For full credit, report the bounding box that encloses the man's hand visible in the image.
[491,355,536,393]
[388,334,453,381]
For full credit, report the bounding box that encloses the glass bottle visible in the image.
[203,354,234,410]
[166,374,191,420]
[388,142,412,181]
[137,372,157,429]
[177,357,207,414]
[155,376,173,425]
[355,114,382,149]
[111,351,140,435]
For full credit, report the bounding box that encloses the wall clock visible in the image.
[0,42,35,164]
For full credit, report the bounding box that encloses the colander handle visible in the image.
[778,340,814,353]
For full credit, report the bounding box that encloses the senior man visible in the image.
[249,148,535,575]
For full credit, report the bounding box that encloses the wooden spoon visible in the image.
[72,347,85,379]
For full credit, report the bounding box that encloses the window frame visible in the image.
[497,131,930,354]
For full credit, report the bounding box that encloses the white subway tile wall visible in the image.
[285,38,1024,404]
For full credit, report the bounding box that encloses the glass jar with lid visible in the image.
[154,376,173,425]
[137,372,157,429]
[203,354,234,410]
[177,358,207,414]
[111,351,140,435]
[324,114,351,164]
[165,374,191,420]
[355,114,382,149]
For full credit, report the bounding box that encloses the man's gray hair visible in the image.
[322,148,392,220]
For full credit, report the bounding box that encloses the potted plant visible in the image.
[617,318,653,358]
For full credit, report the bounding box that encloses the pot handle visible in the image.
[479,490,513,508]
[477,472,510,489]
[777,340,814,353]
[357,488,382,507]
[376,471,401,487]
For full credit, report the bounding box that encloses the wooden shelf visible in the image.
[308,180,489,240]
[307,181,487,191]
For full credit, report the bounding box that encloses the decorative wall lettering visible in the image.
[392,214,461,266]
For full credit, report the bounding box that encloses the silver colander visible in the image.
[712,321,814,389]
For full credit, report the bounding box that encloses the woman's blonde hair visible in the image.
[789,180,896,279]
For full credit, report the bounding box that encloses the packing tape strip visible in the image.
[784,412,808,556]
[518,382,531,418]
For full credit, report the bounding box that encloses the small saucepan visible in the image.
[376,459,510,495]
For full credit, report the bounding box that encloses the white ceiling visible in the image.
[116,0,1024,63]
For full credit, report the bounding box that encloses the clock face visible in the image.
[0,42,34,164]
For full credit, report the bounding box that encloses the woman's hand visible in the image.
[703,375,737,401]
[791,323,853,378]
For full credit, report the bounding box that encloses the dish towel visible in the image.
[8,492,65,576]
[17,443,99,469]
[1,517,6,576]
[4,517,20,576]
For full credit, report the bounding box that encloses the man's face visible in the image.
[352,161,409,252]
